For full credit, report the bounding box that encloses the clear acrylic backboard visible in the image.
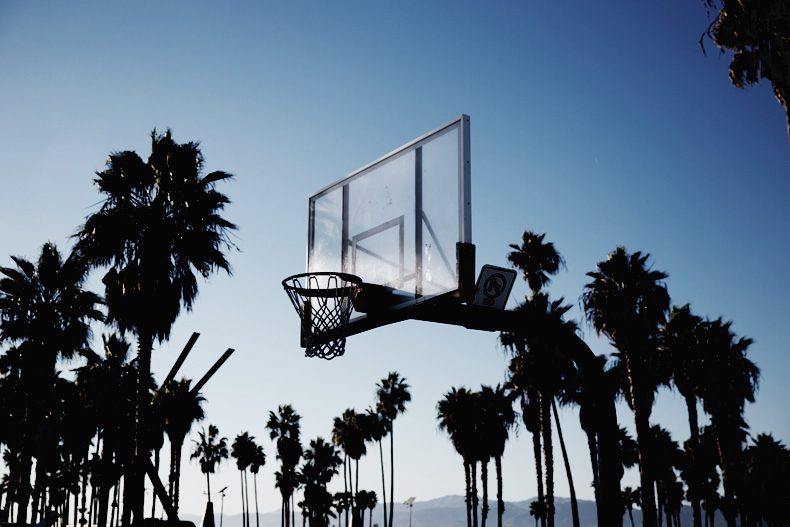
[307,115,471,321]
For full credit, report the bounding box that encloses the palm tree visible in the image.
[660,304,704,527]
[353,491,377,527]
[582,247,669,527]
[249,444,266,527]
[332,409,368,527]
[74,334,137,527]
[696,317,758,527]
[375,372,411,527]
[232,432,256,527]
[156,378,205,515]
[267,405,303,527]
[477,385,515,527]
[437,387,478,527]
[363,407,389,527]
[743,433,790,526]
[622,487,641,527]
[300,437,342,527]
[702,0,790,152]
[529,500,546,527]
[506,231,565,295]
[501,293,580,527]
[191,424,229,501]
[0,242,102,524]
[647,426,683,527]
[73,129,237,522]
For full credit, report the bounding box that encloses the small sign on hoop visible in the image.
[472,265,516,310]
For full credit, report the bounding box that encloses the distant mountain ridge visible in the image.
[181,494,728,527]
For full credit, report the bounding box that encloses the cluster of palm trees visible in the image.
[214,373,409,527]
[0,129,237,526]
[434,231,789,527]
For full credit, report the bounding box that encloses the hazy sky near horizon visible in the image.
[1,0,789,519]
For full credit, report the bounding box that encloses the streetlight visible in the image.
[403,497,416,527]
[218,487,228,527]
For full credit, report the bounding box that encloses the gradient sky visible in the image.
[1,0,788,519]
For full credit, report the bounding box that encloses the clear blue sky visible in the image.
[1,0,788,519]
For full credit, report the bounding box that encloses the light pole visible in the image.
[403,497,416,527]
[218,487,228,527]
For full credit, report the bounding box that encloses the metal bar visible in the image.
[353,243,403,271]
[351,216,404,242]
[190,348,235,395]
[307,199,316,272]
[144,457,178,521]
[459,114,472,243]
[415,146,423,297]
[342,185,349,273]
[163,332,200,385]
[421,211,454,280]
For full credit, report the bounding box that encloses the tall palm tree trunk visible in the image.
[524,397,546,527]
[551,399,579,527]
[378,440,387,527]
[495,456,504,527]
[712,430,738,527]
[254,473,260,527]
[540,395,554,527]
[152,449,160,518]
[464,461,472,527]
[684,395,702,527]
[240,470,246,527]
[174,445,184,513]
[625,354,657,527]
[481,460,489,527]
[133,334,153,525]
[244,470,250,527]
[585,429,601,523]
[388,426,395,527]
[14,449,33,525]
[471,462,479,527]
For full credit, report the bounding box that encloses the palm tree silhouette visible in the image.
[506,231,565,295]
[0,243,102,524]
[191,424,229,501]
[375,372,411,527]
[267,405,303,527]
[332,409,368,527]
[742,433,790,526]
[74,333,136,527]
[622,487,640,527]
[696,317,758,527]
[646,425,683,527]
[157,378,205,515]
[73,129,237,522]
[660,304,704,527]
[437,387,478,527]
[363,407,389,527]
[582,247,669,527]
[702,0,790,152]
[249,443,266,527]
[529,500,546,527]
[353,490,377,527]
[477,385,515,527]
[232,432,256,527]
[300,437,341,527]
[501,293,579,527]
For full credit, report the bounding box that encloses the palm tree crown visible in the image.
[506,231,565,295]
[73,129,237,343]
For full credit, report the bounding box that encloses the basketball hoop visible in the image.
[282,272,362,359]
